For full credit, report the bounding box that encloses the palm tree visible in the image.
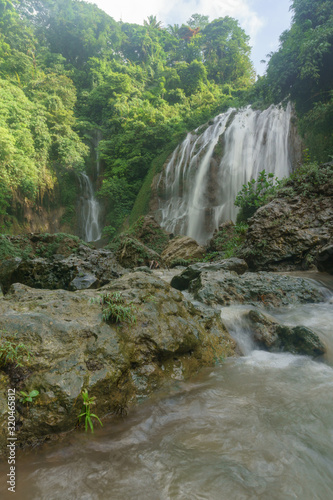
[144,15,163,30]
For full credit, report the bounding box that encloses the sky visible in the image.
[85,0,293,76]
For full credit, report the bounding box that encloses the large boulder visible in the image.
[125,216,170,254]
[171,258,248,291]
[161,236,205,267]
[116,237,165,268]
[0,273,236,452]
[189,271,326,307]
[0,245,124,293]
[239,165,333,272]
[247,309,326,356]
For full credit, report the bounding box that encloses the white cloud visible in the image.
[88,0,263,41]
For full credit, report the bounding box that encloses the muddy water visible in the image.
[0,276,332,500]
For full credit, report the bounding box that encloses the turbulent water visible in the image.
[1,275,332,500]
[78,173,102,242]
[155,103,295,244]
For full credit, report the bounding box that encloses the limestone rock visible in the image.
[116,237,165,268]
[171,258,248,291]
[239,193,333,272]
[125,216,170,254]
[0,246,124,293]
[190,271,326,307]
[161,236,205,267]
[0,273,236,452]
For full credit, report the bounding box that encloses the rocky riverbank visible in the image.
[0,216,330,455]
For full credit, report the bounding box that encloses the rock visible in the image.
[116,237,165,268]
[0,246,124,293]
[207,220,236,253]
[190,271,326,307]
[161,236,205,267]
[239,192,333,272]
[124,216,170,254]
[316,244,333,274]
[171,258,248,291]
[0,273,236,452]
[0,258,77,294]
[247,310,326,356]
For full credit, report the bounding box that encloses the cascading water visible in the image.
[78,173,102,242]
[78,130,103,242]
[155,103,296,244]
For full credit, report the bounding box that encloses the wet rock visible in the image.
[161,236,205,267]
[0,273,236,452]
[171,258,248,291]
[316,244,333,274]
[190,271,326,307]
[247,310,326,356]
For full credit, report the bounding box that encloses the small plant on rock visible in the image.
[0,333,33,368]
[93,292,137,324]
[19,390,39,404]
[78,389,103,433]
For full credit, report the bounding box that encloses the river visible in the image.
[0,274,332,500]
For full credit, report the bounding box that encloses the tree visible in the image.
[202,17,255,86]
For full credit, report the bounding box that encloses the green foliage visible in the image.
[235,171,283,222]
[0,333,32,368]
[19,389,39,404]
[207,222,249,259]
[94,292,136,324]
[251,0,333,162]
[78,389,103,433]
[278,160,333,198]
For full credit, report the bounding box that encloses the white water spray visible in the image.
[156,103,295,244]
[78,173,102,242]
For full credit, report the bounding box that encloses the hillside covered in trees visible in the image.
[0,0,332,237]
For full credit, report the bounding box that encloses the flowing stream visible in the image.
[155,103,297,244]
[1,275,332,500]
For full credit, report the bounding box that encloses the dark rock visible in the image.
[171,258,248,291]
[0,246,124,293]
[247,309,326,356]
[316,244,333,274]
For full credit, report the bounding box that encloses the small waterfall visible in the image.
[155,103,296,244]
[78,173,102,242]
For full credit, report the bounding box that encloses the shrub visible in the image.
[234,170,283,222]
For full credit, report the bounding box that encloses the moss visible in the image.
[128,140,181,226]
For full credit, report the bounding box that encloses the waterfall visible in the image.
[155,103,296,244]
[78,173,102,242]
[77,130,103,242]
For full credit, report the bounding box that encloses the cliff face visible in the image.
[3,182,79,236]
[239,163,333,273]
